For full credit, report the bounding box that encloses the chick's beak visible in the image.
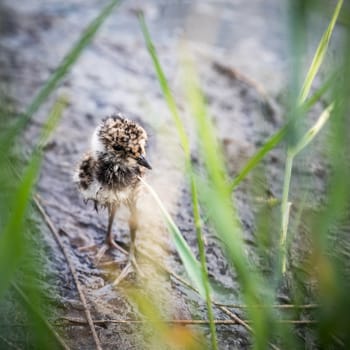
[137,155,152,169]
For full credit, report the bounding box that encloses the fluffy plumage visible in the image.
[73,113,151,285]
[74,114,151,210]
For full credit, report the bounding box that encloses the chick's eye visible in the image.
[113,145,123,152]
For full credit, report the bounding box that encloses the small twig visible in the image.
[59,316,317,326]
[34,195,103,350]
[212,60,280,125]
[213,303,318,309]
[217,305,252,331]
[191,44,279,121]
[11,282,70,350]
[60,317,243,325]
[0,334,22,350]
[218,305,280,350]
[159,267,253,332]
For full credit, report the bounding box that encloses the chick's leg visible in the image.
[106,203,125,253]
[128,205,141,270]
[113,201,142,286]
[95,203,125,262]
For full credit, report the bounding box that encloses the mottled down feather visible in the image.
[74,114,150,209]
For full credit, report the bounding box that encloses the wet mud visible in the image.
[0,1,328,349]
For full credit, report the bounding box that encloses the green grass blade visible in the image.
[299,0,343,103]
[0,155,41,298]
[278,103,333,273]
[139,14,218,349]
[230,2,340,192]
[279,154,293,275]
[139,177,205,298]
[1,0,122,151]
[189,173,218,349]
[279,106,334,274]
[278,0,342,275]
[25,0,121,120]
[139,14,190,156]
[183,61,276,349]
[0,98,66,298]
[291,103,334,156]
[230,126,287,191]
[39,96,68,147]
[301,70,337,111]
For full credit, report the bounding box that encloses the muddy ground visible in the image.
[0,1,329,349]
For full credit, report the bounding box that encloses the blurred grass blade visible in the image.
[1,0,122,151]
[39,96,68,148]
[0,98,66,298]
[139,177,206,299]
[291,103,333,156]
[128,288,202,350]
[230,126,286,191]
[302,70,337,111]
[139,14,190,155]
[127,289,169,349]
[24,0,121,121]
[299,0,343,103]
[139,14,218,349]
[0,154,41,298]
[183,59,250,278]
[279,197,292,274]
[279,0,341,274]
[231,1,341,275]
[183,60,277,349]
[279,103,333,273]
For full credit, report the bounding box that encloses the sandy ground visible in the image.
[0,1,330,349]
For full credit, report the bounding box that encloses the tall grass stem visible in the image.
[139,15,218,349]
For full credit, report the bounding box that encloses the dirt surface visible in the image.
[0,1,329,349]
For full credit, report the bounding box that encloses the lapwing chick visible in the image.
[74,113,151,285]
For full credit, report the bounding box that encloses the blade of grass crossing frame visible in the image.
[279,104,334,272]
[299,0,343,103]
[139,15,190,155]
[139,14,218,349]
[39,96,68,147]
[0,154,41,298]
[128,288,202,349]
[139,177,205,298]
[183,61,276,349]
[0,98,66,298]
[279,0,342,274]
[24,0,122,121]
[0,0,122,153]
[230,126,287,191]
[290,103,334,156]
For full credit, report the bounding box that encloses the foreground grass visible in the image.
[1,0,349,348]
[139,0,350,348]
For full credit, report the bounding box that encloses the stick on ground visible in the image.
[34,195,103,350]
